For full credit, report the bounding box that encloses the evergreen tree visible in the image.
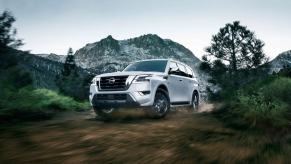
[62,47,76,76]
[55,47,93,100]
[200,21,268,88]
[0,10,23,49]
[56,48,80,98]
[0,11,23,70]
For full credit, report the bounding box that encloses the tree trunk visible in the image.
[231,31,238,88]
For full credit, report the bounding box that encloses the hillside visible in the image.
[74,34,200,73]
[269,50,291,73]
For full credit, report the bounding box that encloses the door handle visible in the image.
[179,79,183,82]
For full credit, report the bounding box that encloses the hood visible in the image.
[96,71,166,77]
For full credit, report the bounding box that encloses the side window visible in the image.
[186,66,193,78]
[169,62,179,75]
[177,63,188,77]
[169,62,178,70]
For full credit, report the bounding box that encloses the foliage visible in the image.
[62,47,76,76]
[277,65,291,78]
[56,48,84,100]
[200,21,269,89]
[0,66,90,121]
[0,49,89,121]
[0,11,90,122]
[55,47,93,100]
[0,87,89,113]
[0,10,23,48]
[213,77,291,130]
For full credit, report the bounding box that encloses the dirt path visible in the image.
[0,106,284,163]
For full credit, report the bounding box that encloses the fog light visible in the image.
[139,91,150,96]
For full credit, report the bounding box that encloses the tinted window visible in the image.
[169,62,178,70]
[186,66,193,78]
[168,62,180,75]
[123,60,167,72]
[177,63,188,77]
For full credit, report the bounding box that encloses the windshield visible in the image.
[123,60,168,72]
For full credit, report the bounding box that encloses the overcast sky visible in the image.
[0,0,290,59]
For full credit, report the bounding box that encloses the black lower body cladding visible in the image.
[92,93,140,109]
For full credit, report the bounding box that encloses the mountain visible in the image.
[5,34,201,91]
[0,48,90,90]
[0,48,62,89]
[35,53,66,63]
[74,34,200,73]
[10,50,66,89]
[269,50,291,73]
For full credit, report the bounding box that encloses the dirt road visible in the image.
[0,106,286,164]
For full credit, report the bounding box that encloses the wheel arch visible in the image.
[155,84,170,102]
[157,84,168,93]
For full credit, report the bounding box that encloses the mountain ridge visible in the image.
[269,50,291,73]
[74,34,200,73]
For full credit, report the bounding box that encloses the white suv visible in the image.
[89,59,200,119]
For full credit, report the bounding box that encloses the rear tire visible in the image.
[188,92,199,112]
[146,88,170,119]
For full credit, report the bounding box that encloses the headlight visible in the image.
[133,75,152,82]
[91,77,100,84]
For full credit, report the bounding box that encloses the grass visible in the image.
[0,86,90,122]
[0,87,90,121]
[213,76,291,132]
[0,63,90,122]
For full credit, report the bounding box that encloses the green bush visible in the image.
[0,87,90,121]
[237,92,289,127]
[214,77,291,130]
[261,77,291,106]
[0,66,90,121]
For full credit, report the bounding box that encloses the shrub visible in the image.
[214,77,291,130]
[261,77,291,106]
[0,87,90,121]
[237,92,289,127]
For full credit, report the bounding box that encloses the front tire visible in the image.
[146,89,170,118]
[94,107,116,120]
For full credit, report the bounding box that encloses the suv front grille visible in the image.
[99,76,129,91]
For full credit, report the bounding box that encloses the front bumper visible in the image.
[91,93,140,108]
[89,81,154,109]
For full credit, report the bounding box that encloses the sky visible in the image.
[0,0,290,60]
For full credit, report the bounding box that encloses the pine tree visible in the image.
[0,10,23,49]
[62,47,76,76]
[55,48,93,100]
[56,48,80,98]
[201,21,268,88]
[0,11,23,69]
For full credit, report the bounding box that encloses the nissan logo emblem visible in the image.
[108,77,116,84]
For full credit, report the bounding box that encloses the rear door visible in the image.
[168,62,190,105]
[167,62,184,103]
[185,65,197,101]
[176,63,191,103]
